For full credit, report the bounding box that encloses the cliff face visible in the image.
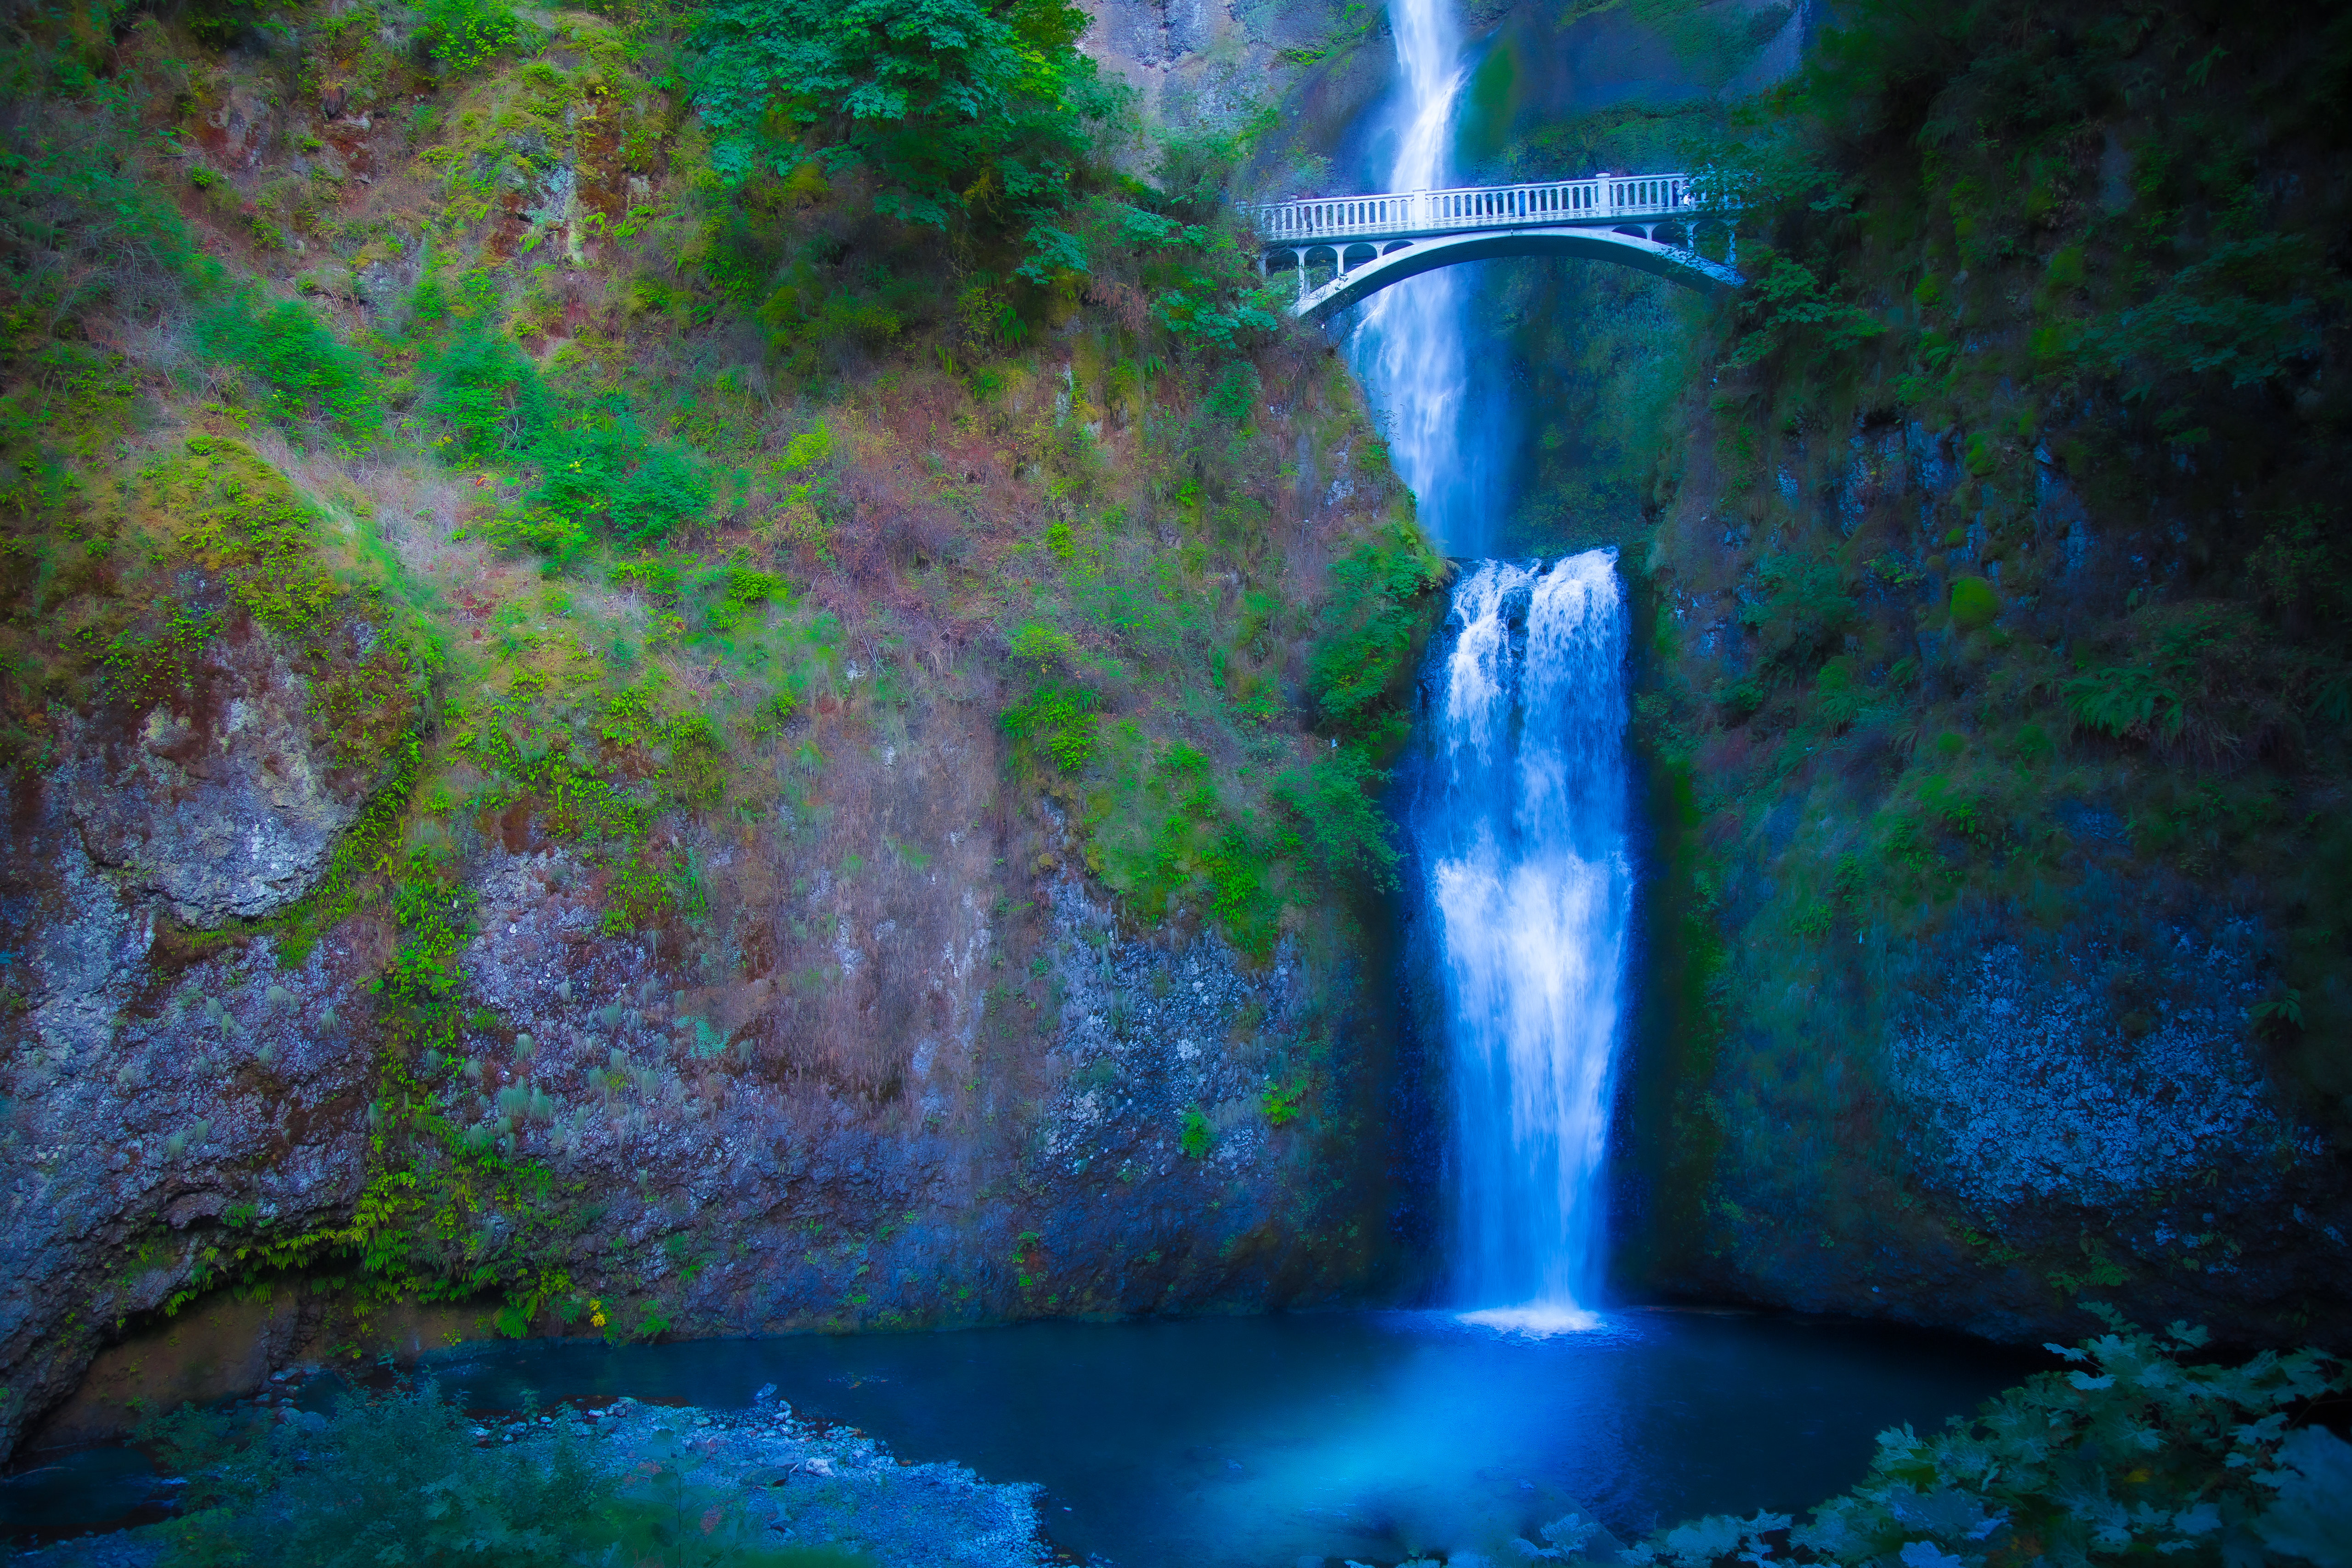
[0,2,1438,1456]
[1610,419,2352,1347]
[1581,3,2352,1347]
[1335,0,2352,1346]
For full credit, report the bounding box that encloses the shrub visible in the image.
[1002,680,1097,773]
[424,328,549,461]
[1740,555,1855,675]
[693,0,1102,252]
[196,298,379,434]
[2065,663,2178,743]
[418,0,520,73]
[140,1382,872,1567]
[1204,361,1260,422]
[1308,530,1444,733]
[520,419,713,549]
[1009,622,1077,667]
[1576,1312,2351,1568]
[1179,1105,1211,1157]
[1272,743,1399,891]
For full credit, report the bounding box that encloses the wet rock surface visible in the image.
[55,627,377,927]
[3,697,1387,1461]
[14,1388,1052,1568]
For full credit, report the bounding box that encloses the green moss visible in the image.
[1949,575,1999,631]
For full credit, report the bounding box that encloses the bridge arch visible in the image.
[1286,226,1741,324]
[1254,173,1742,322]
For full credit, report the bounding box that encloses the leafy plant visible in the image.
[694,0,1106,246]
[1577,1312,2351,1568]
[1002,680,1097,773]
[1272,743,1399,890]
[418,0,520,73]
[1179,1105,1212,1158]
[1739,555,1854,676]
[140,1382,872,1568]
[424,328,549,460]
[196,298,380,435]
[1308,529,1444,734]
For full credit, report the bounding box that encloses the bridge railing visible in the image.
[1254,173,1710,244]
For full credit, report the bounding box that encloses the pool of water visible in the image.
[433,1307,2033,1565]
[3,1307,2041,1564]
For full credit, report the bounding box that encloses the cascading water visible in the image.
[1412,554,1632,1331]
[1351,0,1491,555]
[1353,0,1635,1330]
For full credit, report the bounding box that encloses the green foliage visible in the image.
[780,421,834,472]
[161,437,342,637]
[419,0,522,73]
[197,298,380,436]
[489,414,715,556]
[140,1383,871,1568]
[1272,743,1399,891]
[0,27,203,324]
[382,849,471,1004]
[1738,555,1854,677]
[1009,621,1077,666]
[1204,360,1261,422]
[1002,680,1097,773]
[2075,234,2327,405]
[1091,738,1282,954]
[424,328,550,462]
[1727,252,1885,369]
[693,0,1106,243]
[1260,1079,1305,1127]
[2064,662,2179,744]
[1949,575,1999,632]
[1584,1313,2351,1568]
[2061,604,2288,758]
[1179,1104,1212,1158]
[1307,530,1445,734]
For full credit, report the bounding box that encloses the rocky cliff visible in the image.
[1496,0,2352,1346]
[1285,0,2352,1348]
[0,0,1440,1456]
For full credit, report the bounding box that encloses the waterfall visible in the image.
[1352,0,1492,556]
[1351,0,1633,1329]
[1413,554,1632,1331]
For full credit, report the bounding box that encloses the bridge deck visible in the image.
[1255,173,1715,247]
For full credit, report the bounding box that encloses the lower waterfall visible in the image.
[1410,551,1633,1331]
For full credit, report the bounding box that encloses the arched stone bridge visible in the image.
[1255,173,1742,323]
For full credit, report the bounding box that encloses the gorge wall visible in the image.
[1414,0,2352,1346]
[0,0,1446,1456]
[8,0,2350,1470]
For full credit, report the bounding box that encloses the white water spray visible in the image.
[1418,553,1631,1332]
[1353,0,1634,1331]
[1352,0,1486,554]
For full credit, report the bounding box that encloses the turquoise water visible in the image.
[3,1309,2040,1563]
[421,1308,2034,1566]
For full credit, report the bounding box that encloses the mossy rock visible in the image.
[1951,575,2000,632]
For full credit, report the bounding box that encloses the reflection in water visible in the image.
[2,1316,2035,1562]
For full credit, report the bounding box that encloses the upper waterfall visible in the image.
[1350,0,1498,556]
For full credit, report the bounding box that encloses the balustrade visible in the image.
[1254,173,1713,244]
